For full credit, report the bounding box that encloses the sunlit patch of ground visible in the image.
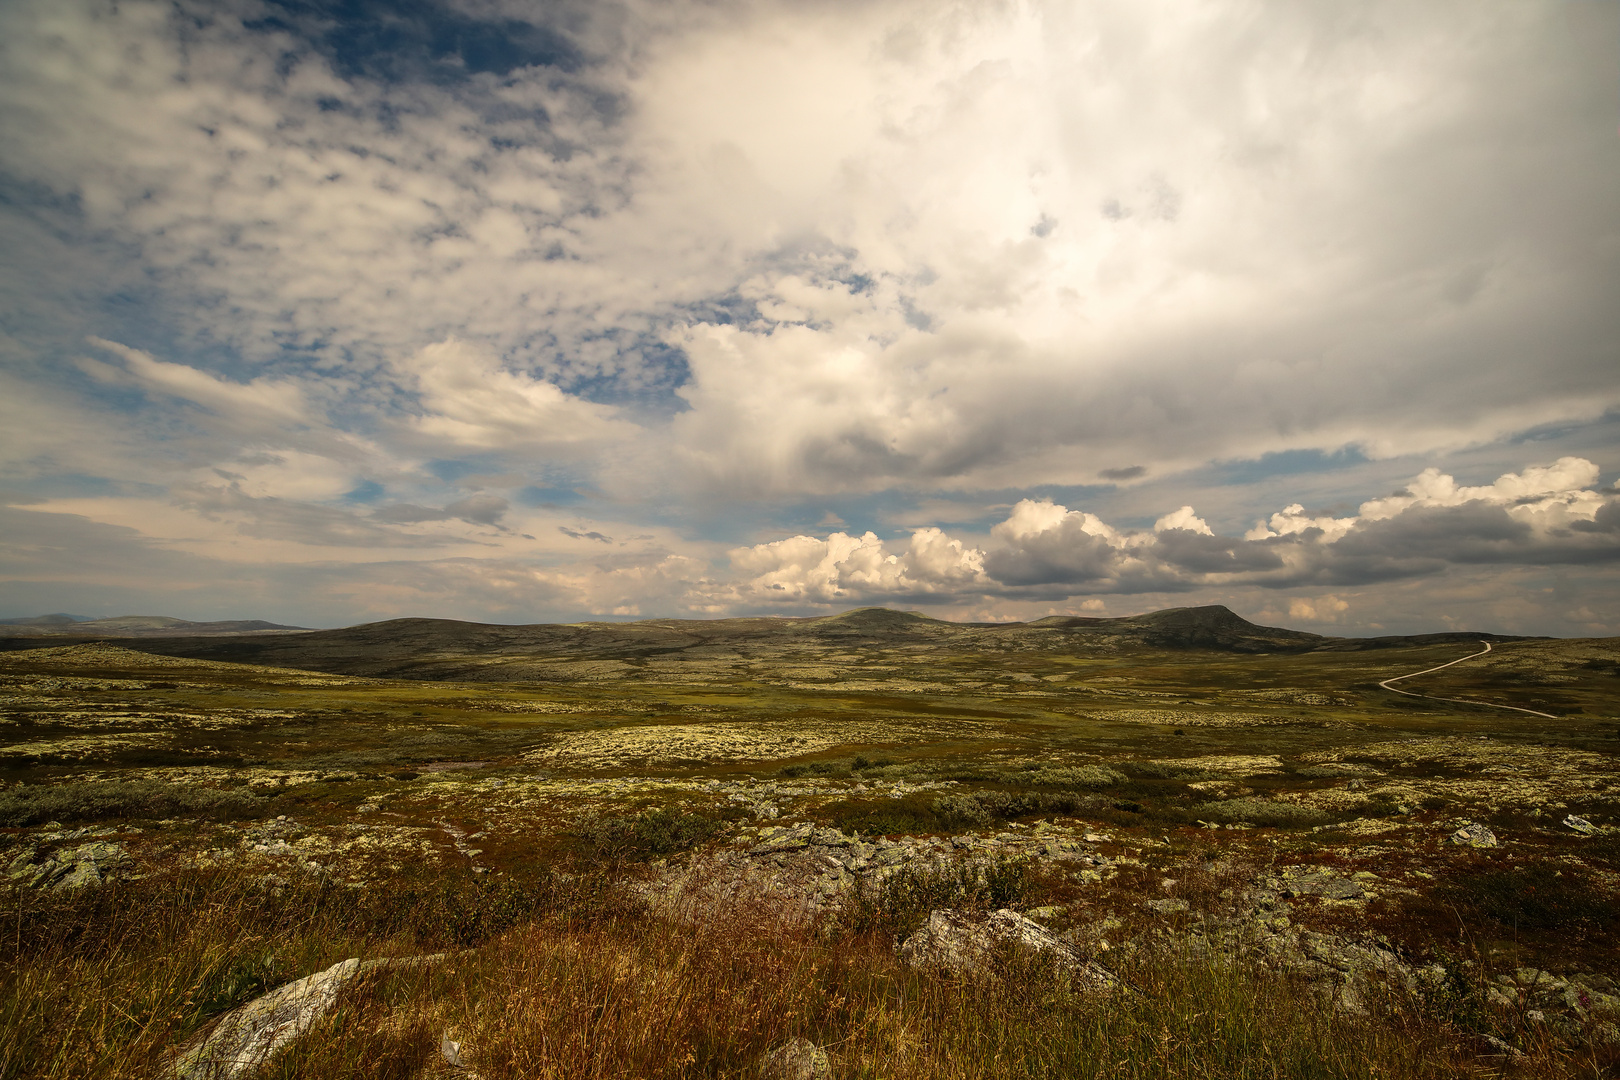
[525,719,992,768]
[1099,709,1341,727]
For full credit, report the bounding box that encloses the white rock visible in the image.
[1563,814,1597,836]
[173,958,361,1079]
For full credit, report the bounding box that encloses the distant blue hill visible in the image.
[0,614,97,626]
[0,614,310,637]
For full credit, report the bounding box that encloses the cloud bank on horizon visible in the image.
[0,0,1616,634]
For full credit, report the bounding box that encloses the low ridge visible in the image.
[0,614,311,637]
[12,603,1535,681]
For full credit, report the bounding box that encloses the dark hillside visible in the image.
[58,603,1537,682]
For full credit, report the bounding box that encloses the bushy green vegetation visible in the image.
[1192,797,1334,828]
[573,807,726,860]
[844,856,1034,938]
[0,780,268,827]
[1022,765,1127,788]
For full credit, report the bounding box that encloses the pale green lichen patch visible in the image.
[526,719,992,769]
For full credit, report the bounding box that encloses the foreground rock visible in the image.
[899,908,1118,991]
[756,1037,833,1080]
[172,953,455,1078]
[173,957,362,1079]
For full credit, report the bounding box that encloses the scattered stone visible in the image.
[1145,898,1189,913]
[898,908,1117,991]
[1280,872,1363,900]
[1450,822,1497,848]
[756,1037,833,1080]
[1479,1034,1527,1062]
[1563,814,1597,836]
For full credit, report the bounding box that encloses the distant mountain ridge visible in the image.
[14,603,1538,681]
[0,614,97,627]
[0,614,310,637]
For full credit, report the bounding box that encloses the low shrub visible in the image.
[1445,863,1614,934]
[833,797,943,836]
[845,856,1034,938]
[574,807,723,860]
[1193,797,1332,828]
[0,859,1552,1080]
[1125,760,1214,780]
[931,789,1108,829]
[1021,765,1126,789]
[0,780,267,827]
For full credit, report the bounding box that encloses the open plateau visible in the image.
[5,604,1620,1080]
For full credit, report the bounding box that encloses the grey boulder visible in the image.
[6,841,130,889]
[899,908,1117,991]
[1449,822,1497,848]
[756,1037,833,1080]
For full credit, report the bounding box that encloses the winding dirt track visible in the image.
[1378,640,1557,719]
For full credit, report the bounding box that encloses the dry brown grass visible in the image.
[3,858,1612,1080]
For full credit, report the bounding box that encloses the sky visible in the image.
[1,0,1618,636]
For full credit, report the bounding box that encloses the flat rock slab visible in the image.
[172,954,454,1079]
[1281,873,1363,900]
[174,958,361,1079]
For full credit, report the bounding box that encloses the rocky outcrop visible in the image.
[649,821,1116,924]
[5,840,130,889]
[898,908,1118,991]
[1253,927,1445,1014]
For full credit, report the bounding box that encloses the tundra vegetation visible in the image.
[2,606,1619,1079]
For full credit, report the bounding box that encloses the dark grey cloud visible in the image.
[176,483,467,547]
[983,527,1136,588]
